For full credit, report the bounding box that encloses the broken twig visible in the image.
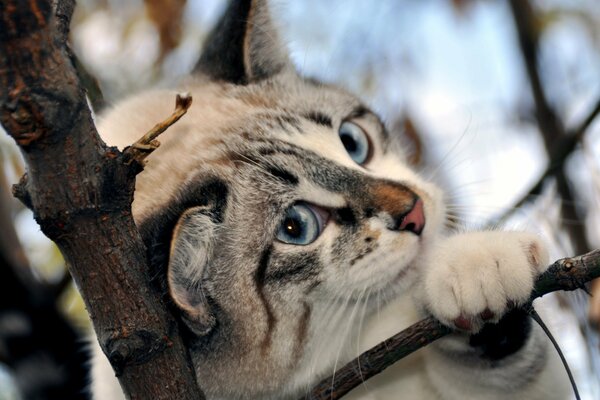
[124,93,193,165]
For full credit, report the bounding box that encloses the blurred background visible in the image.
[1,0,599,398]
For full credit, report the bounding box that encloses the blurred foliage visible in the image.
[57,282,90,333]
[145,0,187,62]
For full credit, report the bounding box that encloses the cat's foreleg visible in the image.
[415,231,569,400]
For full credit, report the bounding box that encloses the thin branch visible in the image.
[484,25,600,227]
[124,93,192,165]
[509,0,566,144]
[507,0,590,256]
[486,95,599,227]
[572,96,600,139]
[304,249,600,400]
[487,0,600,230]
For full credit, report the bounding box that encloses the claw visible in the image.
[480,309,494,321]
[453,315,472,331]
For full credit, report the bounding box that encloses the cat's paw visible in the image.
[420,231,548,332]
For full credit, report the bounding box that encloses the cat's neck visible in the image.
[285,293,418,398]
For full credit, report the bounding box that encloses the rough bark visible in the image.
[0,1,203,399]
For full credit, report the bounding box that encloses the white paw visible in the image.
[421,231,548,332]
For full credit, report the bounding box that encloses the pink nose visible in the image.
[399,199,425,235]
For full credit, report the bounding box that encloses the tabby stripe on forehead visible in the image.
[254,245,276,353]
[230,149,299,185]
[265,166,298,185]
[348,105,369,120]
[252,112,301,134]
[273,114,301,132]
[304,111,332,128]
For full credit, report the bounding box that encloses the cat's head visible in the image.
[108,0,445,397]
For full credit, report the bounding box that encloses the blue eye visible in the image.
[276,203,327,245]
[339,121,370,165]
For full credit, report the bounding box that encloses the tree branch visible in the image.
[0,1,203,399]
[487,0,599,261]
[507,0,590,256]
[304,249,600,400]
[487,95,600,227]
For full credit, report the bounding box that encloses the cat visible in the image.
[91,0,569,399]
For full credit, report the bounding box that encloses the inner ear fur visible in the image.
[168,206,220,336]
[195,0,292,84]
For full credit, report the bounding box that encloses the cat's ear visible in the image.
[167,206,220,336]
[195,0,292,84]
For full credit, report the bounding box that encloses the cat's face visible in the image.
[101,0,443,398]
[123,73,444,399]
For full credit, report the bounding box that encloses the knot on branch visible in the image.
[103,329,172,377]
[12,174,32,209]
[532,250,600,298]
[1,89,48,146]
